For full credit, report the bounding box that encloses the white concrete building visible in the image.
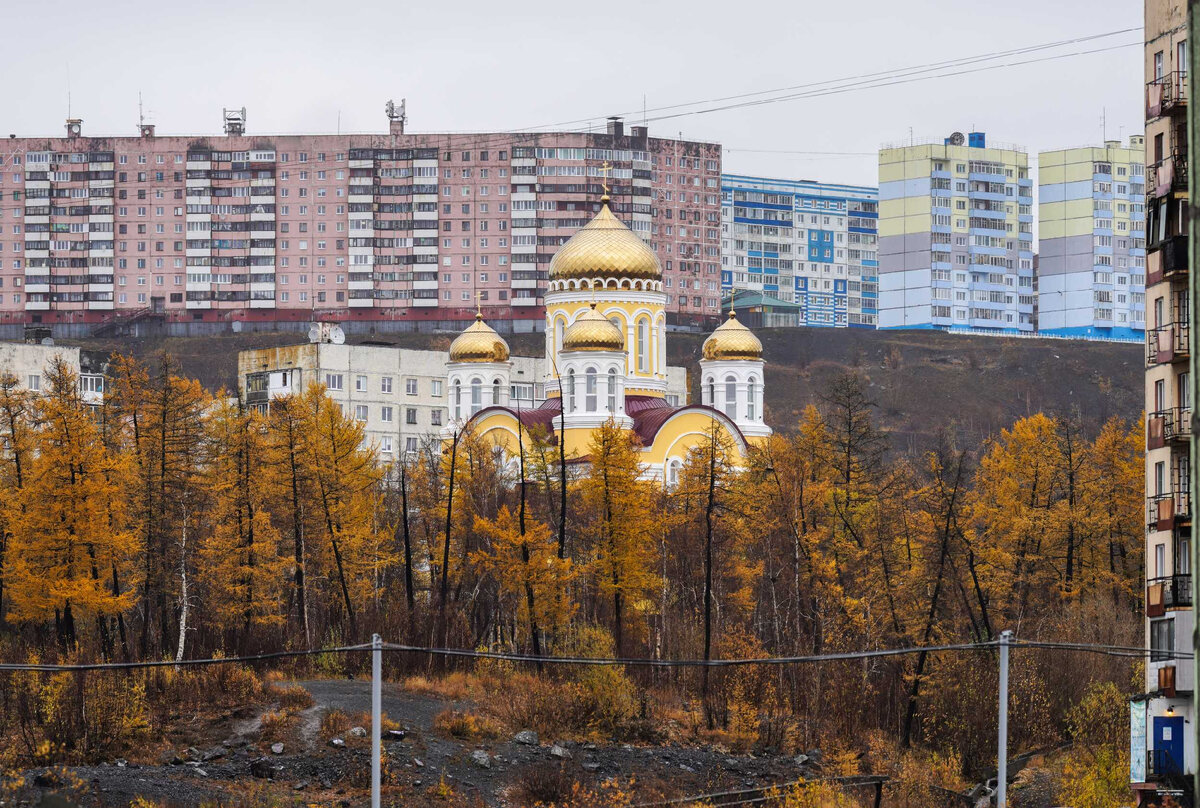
[0,341,109,405]
[238,340,688,457]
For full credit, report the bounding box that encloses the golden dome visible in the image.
[702,310,763,361]
[562,304,625,352]
[449,313,510,363]
[549,199,661,281]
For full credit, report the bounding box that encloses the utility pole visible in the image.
[371,633,382,808]
[997,629,1012,808]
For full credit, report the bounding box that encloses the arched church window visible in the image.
[637,317,649,372]
[747,377,757,421]
[585,367,598,412]
[607,368,618,413]
[470,378,482,415]
[555,318,565,354]
[453,381,462,420]
[493,378,502,407]
[725,375,738,421]
[667,458,681,488]
[704,376,714,406]
[567,369,576,413]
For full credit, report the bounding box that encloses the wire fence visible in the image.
[0,636,1189,672]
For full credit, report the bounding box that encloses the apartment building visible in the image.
[878,132,1035,333]
[1135,0,1193,800]
[0,112,722,340]
[1038,138,1147,341]
[237,340,688,456]
[0,340,109,405]
[720,174,878,328]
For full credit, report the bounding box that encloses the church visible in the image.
[441,191,770,484]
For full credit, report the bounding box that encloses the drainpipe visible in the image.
[1190,2,1199,796]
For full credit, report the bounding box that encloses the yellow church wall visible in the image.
[546,295,668,394]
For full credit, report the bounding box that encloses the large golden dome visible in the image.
[449,313,511,363]
[562,304,625,352]
[549,199,661,281]
[702,310,763,361]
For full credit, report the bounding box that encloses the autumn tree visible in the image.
[579,420,662,657]
[6,358,140,653]
[0,371,36,628]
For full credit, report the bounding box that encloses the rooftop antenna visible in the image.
[66,63,71,119]
[139,92,144,128]
[1102,107,1106,142]
[385,99,407,136]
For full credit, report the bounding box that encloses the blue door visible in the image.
[1153,715,1185,775]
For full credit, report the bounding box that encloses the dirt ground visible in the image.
[11,679,821,807]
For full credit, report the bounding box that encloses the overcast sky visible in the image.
[4,0,1143,187]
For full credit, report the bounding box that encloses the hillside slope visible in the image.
[60,326,1142,454]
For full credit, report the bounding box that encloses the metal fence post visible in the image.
[372,633,382,808]
[997,629,1012,808]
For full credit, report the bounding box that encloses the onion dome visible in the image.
[449,313,510,363]
[549,199,661,281]
[562,303,625,352]
[702,310,763,361]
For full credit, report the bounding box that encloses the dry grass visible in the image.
[267,682,315,712]
[403,672,477,701]
[319,709,352,741]
[433,709,501,741]
[257,710,296,744]
[509,761,580,807]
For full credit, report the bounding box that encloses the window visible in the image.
[1151,618,1174,662]
[380,436,393,454]
[406,407,418,425]
[470,378,482,415]
[26,374,40,391]
[747,377,757,421]
[381,406,394,423]
[405,378,418,395]
[453,381,462,419]
[325,373,344,391]
[725,375,738,420]
[608,368,618,413]
[381,376,393,394]
[80,375,105,395]
[431,409,443,426]
[431,379,443,397]
[585,367,598,412]
[355,374,367,393]
[354,404,368,422]
[637,318,650,372]
[566,369,576,412]
[405,437,418,453]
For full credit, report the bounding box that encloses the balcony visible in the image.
[1147,322,1190,366]
[1150,151,1189,200]
[1149,492,1191,532]
[1147,71,1189,119]
[1147,574,1193,617]
[1149,235,1189,284]
[1148,407,1193,449]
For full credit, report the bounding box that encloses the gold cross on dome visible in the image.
[475,288,482,316]
[598,161,613,195]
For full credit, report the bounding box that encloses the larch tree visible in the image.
[6,358,139,653]
[0,371,36,628]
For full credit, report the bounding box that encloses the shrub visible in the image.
[319,709,351,741]
[433,709,501,740]
[267,682,314,712]
[511,761,580,806]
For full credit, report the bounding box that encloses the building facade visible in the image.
[0,114,722,340]
[878,133,1035,334]
[0,341,109,405]
[237,339,688,457]
[720,174,878,328]
[1136,0,1194,801]
[1038,138,1147,341]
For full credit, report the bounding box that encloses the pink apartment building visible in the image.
[0,114,722,338]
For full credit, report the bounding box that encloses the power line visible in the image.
[0,643,373,673]
[516,26,1143,133]
[641,40,1142,125]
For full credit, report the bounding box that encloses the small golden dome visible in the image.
[702,310,763,361]
[549,199,661,281]
[562,304,625,352]
[449,313,511,363]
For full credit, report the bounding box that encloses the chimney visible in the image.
[630,125,648,140]
[607,116,624,138]
[140,124,156,138]
[65,118,82,139]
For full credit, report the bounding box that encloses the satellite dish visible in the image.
[948,132,965,146]
[307,324,321,343]
[232,320,243,333]
[330,325,346,345]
